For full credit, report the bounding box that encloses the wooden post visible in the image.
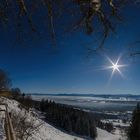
[0,104,16,140]
[5,111,11,140]
[7,111,16,140]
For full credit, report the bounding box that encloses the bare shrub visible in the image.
[11,110,43,140]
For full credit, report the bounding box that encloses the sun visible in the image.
[112,63,119,71]
[110,61,121,73]
[104,56,127,79]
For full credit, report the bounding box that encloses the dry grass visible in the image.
[0,91,11,97]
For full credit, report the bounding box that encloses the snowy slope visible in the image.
[0,97,125,140]
[97,128,122,140]
[0,97,84,140]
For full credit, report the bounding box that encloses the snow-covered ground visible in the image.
[0,97,126,140]
[0,105,6,140]
[101,119,130,127]
[97,128,127,140]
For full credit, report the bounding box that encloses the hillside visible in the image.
[0,97,124,140]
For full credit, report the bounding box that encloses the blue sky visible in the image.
[0,3,140,94]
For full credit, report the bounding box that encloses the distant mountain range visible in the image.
[28,93,140,99]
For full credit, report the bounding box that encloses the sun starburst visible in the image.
[104,56,127,80]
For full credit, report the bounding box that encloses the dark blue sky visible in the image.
[0,4,140,94]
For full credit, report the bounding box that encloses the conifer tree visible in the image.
[128,103,140,140]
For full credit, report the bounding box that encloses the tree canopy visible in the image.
[0,69,11,91]
[0,0,137,47]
